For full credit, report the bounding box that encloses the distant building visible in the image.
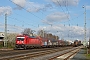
[0,32,4,37]
[0,32,4,41]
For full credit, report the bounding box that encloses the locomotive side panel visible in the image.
[27,37,41,46]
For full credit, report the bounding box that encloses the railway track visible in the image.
[0,47,71,56]
[0,47,73,60]
[27,47,80,60]
[0,47,63,55]
[49,47,80,60]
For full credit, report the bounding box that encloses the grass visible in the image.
[86,54,90,59]
[84,48,90,59]
[0,42,15,49]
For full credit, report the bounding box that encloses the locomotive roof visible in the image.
[29,36,37,38]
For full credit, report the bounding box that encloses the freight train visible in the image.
[73,40,82,47]
[14,34,77,49]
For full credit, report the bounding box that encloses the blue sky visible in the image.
[0,0,90,41]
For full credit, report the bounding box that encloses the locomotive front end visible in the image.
[15,36,27,49]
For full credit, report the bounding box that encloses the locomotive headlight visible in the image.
[17,41,19,43]
[22,41,24,44]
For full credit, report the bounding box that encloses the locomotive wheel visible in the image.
[24,46,27,49]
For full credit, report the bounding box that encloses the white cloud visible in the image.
[39,24,89,40]
[27,3,53,12]
[50,0,79,6]
[11,0,53,12]
[42,12,69,24]
[26,2,43,12]
[0,6,12,15]
[11,0,26,8]
[86,6,90,10]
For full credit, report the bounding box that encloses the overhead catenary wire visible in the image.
[9,0,49,28]
[8,0,86,29]
[56,0,70,20]
[9,0,84,27]
[13,10,47,27]
[8,16,37,28]
[0,22,24,32]
[54,0,84,27]
[64,0,70,17]
[9,0,43,20]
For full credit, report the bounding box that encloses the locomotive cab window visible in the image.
[17,37,25,41]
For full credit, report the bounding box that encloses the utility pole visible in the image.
[83,5,87,47]
[83,5,87,54]
[4,13,7,47]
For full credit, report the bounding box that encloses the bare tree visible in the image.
[37,30,43,37]
[7,33,18,48]
[21,28,32,35]
[37,29,59,40]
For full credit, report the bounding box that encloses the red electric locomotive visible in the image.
[15,34,42,49]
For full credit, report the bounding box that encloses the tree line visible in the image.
[0,28,59,48]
